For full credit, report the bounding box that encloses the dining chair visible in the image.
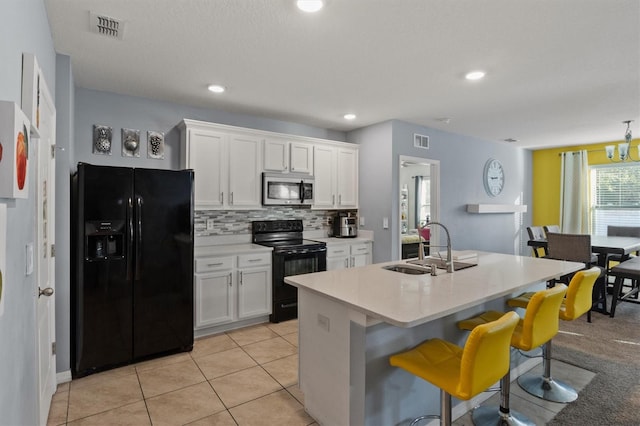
[527,226,547,257]
[545,232,606,318]
[606,225,640,300]
[543,225,560,236]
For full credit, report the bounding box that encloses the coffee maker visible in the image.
[333,212,358,238]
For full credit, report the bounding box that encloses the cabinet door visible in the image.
[327,256,349,271]
[264,139,288,172]
[188,129,226,209]
[290,142,313,174]
[195,270,234,329]
[313,145,336,208]
[237,267,271,319]
[337,147,358,208]
[326,245,350,270]
[228,134,262,208]
[350,242,371,268]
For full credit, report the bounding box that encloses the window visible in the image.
[590,164,640,235]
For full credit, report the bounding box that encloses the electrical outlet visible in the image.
[206,219,215,231]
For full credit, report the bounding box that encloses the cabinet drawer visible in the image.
[195,256,234,273]
[238,252,271,268]
[327,245,349,257]
[350,243,370,255]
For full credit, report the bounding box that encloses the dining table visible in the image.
[528,235,640,267]
[527,234,640,315]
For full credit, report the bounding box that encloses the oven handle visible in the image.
[280,302,298,309]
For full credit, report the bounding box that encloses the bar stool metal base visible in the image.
[517,373,578,403]
[472,405,535,426]
[409,414,439,426]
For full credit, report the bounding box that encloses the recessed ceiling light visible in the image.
[465,71,486,81]
[436,117,452,124]
[207,84,225,93]
[504,138,519,143]
[297,0,324,13]
[344,113,356,120]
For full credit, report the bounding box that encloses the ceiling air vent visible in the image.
[90,12,125,40]
[414,134,429,149]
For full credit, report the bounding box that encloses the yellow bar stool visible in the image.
[457,284,568,426]
[389,311,519,426]
[508,267,600,403]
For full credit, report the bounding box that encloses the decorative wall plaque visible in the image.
[147,131,164,159]
[121,128,140,157]
[93,125,112,155]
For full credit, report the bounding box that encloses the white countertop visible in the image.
[285,252,583,328]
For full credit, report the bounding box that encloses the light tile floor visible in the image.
[48,320,594,426]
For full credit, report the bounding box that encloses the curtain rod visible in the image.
[557,149,602,156]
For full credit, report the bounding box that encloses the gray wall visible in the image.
[0,0,56,424]
[351,120,532,263]
[347,121,394,263]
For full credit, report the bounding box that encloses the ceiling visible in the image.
[44,0,640,150]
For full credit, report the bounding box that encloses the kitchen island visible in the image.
[285,252,583,426]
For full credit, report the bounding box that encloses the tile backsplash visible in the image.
[195,207,357,237]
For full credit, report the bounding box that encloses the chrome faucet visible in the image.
[427,221,454,273]
[417,223,426,261]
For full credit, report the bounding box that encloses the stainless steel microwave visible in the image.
[262,172,314,206]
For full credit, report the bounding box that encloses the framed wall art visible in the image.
[147,131,165,159]
[93,125,112,155]
[0,101,30,199]
[0,202,5,316]
[21,53,42,137]
[122,128,140,157]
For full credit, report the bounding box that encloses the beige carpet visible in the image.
[549,297,640,425]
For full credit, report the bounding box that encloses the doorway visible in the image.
[34,68,56,425]
[398,156,440,260]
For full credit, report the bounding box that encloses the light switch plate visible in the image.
[25,243,33,276]
[383,217,389,229]
[359,216,365,226]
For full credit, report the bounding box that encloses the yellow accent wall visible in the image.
[532,138,639,227]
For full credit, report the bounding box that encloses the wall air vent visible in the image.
[90,12,125,40]
[414,134,429,149]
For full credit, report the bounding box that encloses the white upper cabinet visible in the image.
[180,120,262,210]
[264,139,313,174]
[313,145,358,209]
[180,119,357,210]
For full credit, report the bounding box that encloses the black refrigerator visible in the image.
[71,163,194,378]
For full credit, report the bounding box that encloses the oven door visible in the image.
[271,248,326,321]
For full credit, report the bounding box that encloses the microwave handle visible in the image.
[300,180,305,203]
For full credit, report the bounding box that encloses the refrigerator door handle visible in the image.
[127,197,134,280]
[135,196,143,278]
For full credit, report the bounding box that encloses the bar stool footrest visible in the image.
[409,414,439,426]
[472,405,535,426]
[517,372,578,403]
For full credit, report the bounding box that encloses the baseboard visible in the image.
[57,370,72,384]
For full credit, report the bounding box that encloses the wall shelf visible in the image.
[467,204,527,214]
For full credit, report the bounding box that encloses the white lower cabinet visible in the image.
[326,241,372,271]
[195,252,271,330]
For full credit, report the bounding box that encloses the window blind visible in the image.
[590,164,640,235]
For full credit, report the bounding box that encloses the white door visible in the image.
[35,75,56,425]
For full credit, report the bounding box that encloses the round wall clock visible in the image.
[483,158,504,196]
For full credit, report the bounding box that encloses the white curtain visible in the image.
[559,150,590,233]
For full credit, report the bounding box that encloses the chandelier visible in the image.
[605,120,637,162]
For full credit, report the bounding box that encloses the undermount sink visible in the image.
[382,264,432,275]
[406,258,478,271]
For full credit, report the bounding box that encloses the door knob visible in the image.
[39,287,54,297]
